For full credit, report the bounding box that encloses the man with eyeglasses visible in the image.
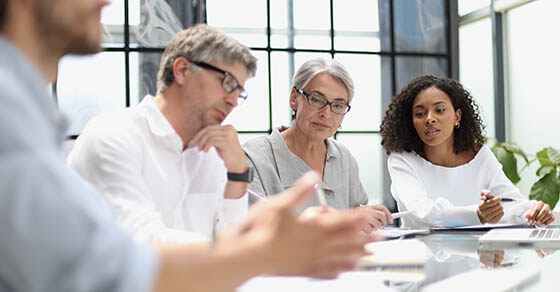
[69,24,255,243]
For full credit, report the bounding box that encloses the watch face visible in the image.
[247,166,254,183]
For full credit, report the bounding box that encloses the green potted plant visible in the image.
[490,140,560,209]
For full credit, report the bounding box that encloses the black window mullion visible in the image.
[490,1,506,142]
[266,0,273,134]
[124,0,130,108]
[389,0,396,96]
[329,0,335,58]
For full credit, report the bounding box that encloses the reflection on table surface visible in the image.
[379,229,560,291]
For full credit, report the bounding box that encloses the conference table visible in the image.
[238,226,560,292]
[379,227,560,291]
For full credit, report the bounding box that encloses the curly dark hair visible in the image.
[380,75,485,155]
[0,0,6,29]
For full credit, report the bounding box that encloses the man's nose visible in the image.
[225,91,239,107]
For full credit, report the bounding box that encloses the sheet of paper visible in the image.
[359,239,429,268]
[377,228,430,239]
[237,272,396,292]
[430,223,532,232]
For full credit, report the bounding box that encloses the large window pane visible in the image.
[333,0,381,52]
[393,0,447,53]
[459,18,495,138]
[100,0,128,47]
[207,0,267,48]
[130,0,195,48]
[238,133,268,145]
[224,51,270,131]
[507,0,560,196]
[335,134,383,205]
[395,56,448,90]
[334,54,382,131]
[270,0,331,49]
[57,52,126,136]
[458,0,490,16]
[130,52,163,105]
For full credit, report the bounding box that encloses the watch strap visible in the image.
[227,167,253,182]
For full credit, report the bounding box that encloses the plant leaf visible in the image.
[529,172,560,210]
[503,144,529,164]
[547,147,560,165]
[537,148,554,167]
[491,146,520,184]
[536,165,555,177]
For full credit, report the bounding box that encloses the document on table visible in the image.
[358,239,429,269]
[377,228,430,239]
[237,272,396,292]
[430,223,533,232]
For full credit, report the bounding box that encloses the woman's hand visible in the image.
[353,205,393,233]
[477,190,504,224]
[526,201,555,226]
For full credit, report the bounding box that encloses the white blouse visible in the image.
[388,145,535,228]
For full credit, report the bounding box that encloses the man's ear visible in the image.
[289,88,299,111]
[172,57,190,86]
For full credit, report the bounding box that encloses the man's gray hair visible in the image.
[292,58,355,103]
[157,24,257,94]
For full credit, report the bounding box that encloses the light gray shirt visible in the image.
[243,128,368,210]
[0,37,156,292]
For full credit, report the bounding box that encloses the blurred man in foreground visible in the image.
[0,0,377,291]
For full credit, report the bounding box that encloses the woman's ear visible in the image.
[289,88,299,111]
[455,108,462,126]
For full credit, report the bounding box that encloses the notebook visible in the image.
[479,228,560,245]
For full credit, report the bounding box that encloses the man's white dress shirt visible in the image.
[388,145,535,229]
[68,95,248,243]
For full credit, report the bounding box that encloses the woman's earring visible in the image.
[455,123,460,129]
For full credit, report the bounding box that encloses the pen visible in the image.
[391,210,414,219]
[481,195,516,202]
[315,184,329,207]
[247,189,268,201]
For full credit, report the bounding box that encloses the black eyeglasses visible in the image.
[295,88,351,115]
[189,60,248,103]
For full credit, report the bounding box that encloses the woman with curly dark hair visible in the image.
[380,75,553,228]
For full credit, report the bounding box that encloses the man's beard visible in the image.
[33,0,102,55]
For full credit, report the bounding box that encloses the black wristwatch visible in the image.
[227,167,253,183]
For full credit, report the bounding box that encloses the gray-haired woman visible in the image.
[243,58,391,232]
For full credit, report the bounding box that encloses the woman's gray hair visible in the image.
[292,58,355,103]
[157,24,257,94]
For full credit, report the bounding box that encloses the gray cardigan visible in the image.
[243,128,368,211]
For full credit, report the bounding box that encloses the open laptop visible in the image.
[479,228,560,245]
